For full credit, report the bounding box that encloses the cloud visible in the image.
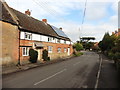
[50,21,117,42]
[85,3,109,21]
[4,0,118,42]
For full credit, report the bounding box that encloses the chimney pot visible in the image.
[59,27,62,30]
[42,19,47,23]
[25,9,31,16]
[112,32,115,35]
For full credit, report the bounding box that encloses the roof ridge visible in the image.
[1,1,19,25]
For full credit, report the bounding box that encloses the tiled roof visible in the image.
[0,1,71,41]
[11,8,59,38]
[0,2,17,24]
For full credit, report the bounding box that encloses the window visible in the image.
[58,48,61,53]
[64,40,66,44]
[22,47,29,56]
[64,48,67,53]
[25,32,32,40]
[48,46,53,53]
[57,39,60,43]
[48,37,52,42]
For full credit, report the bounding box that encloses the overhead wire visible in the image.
[32,0,66,22]
[79,0,87,39]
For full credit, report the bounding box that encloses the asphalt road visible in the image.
[2,51,100,88]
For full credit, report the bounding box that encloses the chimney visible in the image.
[25,9,31,16]
[115,30,118,34]
[112,32,115,35]
[118,29,120,32]
[42,19,47,23]
[59,27,62,30]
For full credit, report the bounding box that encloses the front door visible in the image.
[68,48,70,55]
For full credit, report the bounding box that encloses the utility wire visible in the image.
[82,0,87,25]
[79,0,87,40]
[32,0,66,22]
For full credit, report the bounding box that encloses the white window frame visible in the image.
[64,40,66,44]
[48,46,53,53]
[22,47,29,56]
[57,39,61,43]
[58,48,61,53]
[64,48,67,53]
[48,37,52,42]
[24,32,32,40]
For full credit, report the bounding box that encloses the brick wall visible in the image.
[1,21,19,65]
[19,39,73,63]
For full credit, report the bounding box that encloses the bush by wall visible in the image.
[42,49,50,61]
[29,49,38,63]
[73,52,83,57]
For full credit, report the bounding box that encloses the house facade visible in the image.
[112,29,120,37]
[0,1,73,65]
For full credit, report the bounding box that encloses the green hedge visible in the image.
[29,49,38,63]
[73,52,83,57]
[42,49,50,61]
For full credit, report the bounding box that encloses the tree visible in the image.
[80,37,95,42]
[85,42,94,50]
[98,32,114,52]
[73,43,83,51]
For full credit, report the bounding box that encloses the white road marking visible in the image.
[73,62,81,66]
[94,56,103,89]
[34,69,67,86]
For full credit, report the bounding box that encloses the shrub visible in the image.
[114,52,120,60]
[42,49,50,61]
[74,52,83,57]
[47,57,50,61]
[73,43,83,51]
[29,49,38,63]
[108,52,115,59]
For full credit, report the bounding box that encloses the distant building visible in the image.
[0,1,73,65]
[112,29,120,37]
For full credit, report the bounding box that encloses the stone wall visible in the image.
[1,21,19,65]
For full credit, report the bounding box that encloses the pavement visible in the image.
[98,54,120,88]
[2,56,73,75]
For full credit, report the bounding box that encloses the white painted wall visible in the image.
[41,35,48,42]
[32,34,40,41]
[20,31,71,45]
[20,31,25,39]
[66,41,70,44]
[52,38,56,43]
[61,40,64,44]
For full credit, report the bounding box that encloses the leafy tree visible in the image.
[73,43,83,51]
[84,42,94,50]
[98,32,115,52]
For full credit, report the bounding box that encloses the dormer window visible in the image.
[25,32,32,40]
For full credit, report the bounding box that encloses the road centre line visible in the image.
[73,61,81,66]
[34,69,67,86]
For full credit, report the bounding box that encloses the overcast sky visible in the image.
[5,0,118,42]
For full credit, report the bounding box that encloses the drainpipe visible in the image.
[17,30,21,66]
[16,27,21,66]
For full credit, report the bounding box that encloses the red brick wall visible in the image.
[20,39,73,62]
